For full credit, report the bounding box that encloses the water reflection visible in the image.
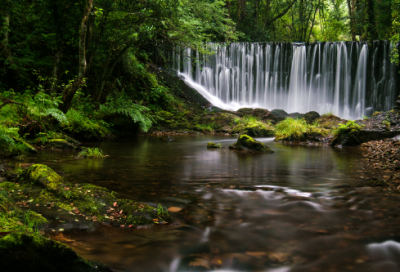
[34,136,400,271]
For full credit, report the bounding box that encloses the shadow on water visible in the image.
[34,136,400,272]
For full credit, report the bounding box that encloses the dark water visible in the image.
[34,136,400,272]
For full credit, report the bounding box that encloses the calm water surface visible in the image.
[35,136,400,272]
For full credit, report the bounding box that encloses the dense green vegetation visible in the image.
[228,0,400,42]
[0,0,399,157]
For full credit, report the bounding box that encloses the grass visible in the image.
[78,147,105,159]
[232,115,274,136]
[321,111,335,118]
[275,118,329,141]
[333,120,364,136]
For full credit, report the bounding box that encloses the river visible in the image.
[34,136,400,272]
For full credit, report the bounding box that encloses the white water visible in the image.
[167,42,398,119]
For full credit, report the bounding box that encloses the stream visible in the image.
[32,136,400,272]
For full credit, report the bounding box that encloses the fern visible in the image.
[99,92,153,132]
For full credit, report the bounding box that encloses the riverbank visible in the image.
[0,159,173,271]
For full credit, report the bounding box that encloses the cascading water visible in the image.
[166,41,398,119]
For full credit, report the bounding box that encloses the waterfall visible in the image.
[165,41,399,120]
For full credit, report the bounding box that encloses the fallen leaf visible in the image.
[168,207,182,212]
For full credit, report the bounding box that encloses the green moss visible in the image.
[232,116,274,137]
[48,139,77,149]
[229,135,274,153]
[372,111,382,117]
[274,118,309,140]
[78,147,105,158]
[207,142,222,148]
[20,164,65,192]
[0,232,108,272]
[333,120,364,136]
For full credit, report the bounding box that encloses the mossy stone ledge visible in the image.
[12,164,173,232]
[229,135,274,153]
[47,139,78,149]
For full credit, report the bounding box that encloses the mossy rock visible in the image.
[14,164,172,231]
[0,232,114,272]
[20,164,65,192]
[229,135,274,153]
[232,122,274,137]
[48,133,81,146]
[303,111,321,124]
[207,142,221,148]
[47,139,78,149]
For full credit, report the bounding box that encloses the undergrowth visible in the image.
[333,120,364,136]
[232,115,274,136]
[275,118,328,140]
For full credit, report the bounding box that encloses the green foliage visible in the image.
[63,109,111,139]
[232,116,274,137]
[275,118,309,140]
[207,142,222,148]
[275,118,328,140]
[0,125,28,156]
[196,123,216,132]
[157,203,170,219]
[99,92,152,132]
[333,120,364,136]
[78,148,105,159]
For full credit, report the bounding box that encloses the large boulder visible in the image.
[229,135,274,153]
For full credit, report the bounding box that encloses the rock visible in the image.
[331,130,400,147]
[47,139,78,149]
[215,125,232,133]
[303,111,321,124]
[0,232,114,272]
[0,177,7,182]
[207,142,221,148]
[271,109,289,118]
[270,109,289,123]
[288,112,305,119]
[20,164,65,192]
[229,135,274,153]
[161,135,174,141]
[206,106,223,113]
[236,108,276,121]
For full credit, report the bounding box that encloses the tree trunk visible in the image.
[226,0,231,18]
[347,0,356,41]
[96,42,133,102]
[50,48,62,94]
[60,0,93,113]
[2,0,10,56]
[236,0,247,29]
